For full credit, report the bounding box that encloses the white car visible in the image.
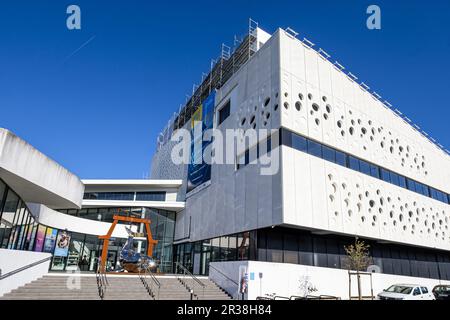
[377,284,435,300]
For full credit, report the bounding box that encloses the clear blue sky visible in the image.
[1,1,449,179]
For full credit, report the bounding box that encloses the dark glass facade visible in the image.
[174,231,257,275]
[238,128,450,205]
[83,191,166,201]
[0,177,176,273]
[0,178,39,251]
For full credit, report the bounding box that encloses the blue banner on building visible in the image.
[187,91,215,193]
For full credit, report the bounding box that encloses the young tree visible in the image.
[344,238,373,300]
[344,238,372,271]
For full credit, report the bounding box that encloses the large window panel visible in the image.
[348,156,360,171]
[307,140,322,158]
[322,145,335,163]
[298,233,313,266]
[312,237,327,268]
[292,134,307,152]
[283,233,299,264]
[266,231,283,263]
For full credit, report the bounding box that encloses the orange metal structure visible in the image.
[98,214,158,272]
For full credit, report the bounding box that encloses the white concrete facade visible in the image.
[210,260,450,300]
[161,28,450,251]
[0,128,84,209]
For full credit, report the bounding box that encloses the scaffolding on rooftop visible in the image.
[156,19,259,150]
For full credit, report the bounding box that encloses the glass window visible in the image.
[280,129,292,147]
[135,192,166,201]
[307,140,322,158]
[381,169,391,183]
[34,225,47,252]
[292,134,307,152]
[370,164,380,178]
[313,237,327,267]
[1,189,19,248]
[413,287,421,296]
[217,100,231,125]
[421,287,428,294]
[298,233,313,266]
[83,192,134,201]
[283,233,298,264]
[335,151,347,167]
[43,228,58,253]
[390,172,400,186]
[359,160,371,175]
[0,179,6,210]
[349,156,360,171]
[409,180,418,193]
[322,146,335,163]
[266,231,283,263]
[257,231,267,262]
[398,176,407,188]
[237,233,249,260]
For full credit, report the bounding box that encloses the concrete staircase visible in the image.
[0,275,232,300]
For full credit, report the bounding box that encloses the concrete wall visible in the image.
[0,128,84,209]
[277,28,450,251]
[28,203,136,238]
[210,260,450,300]
[277,30,450,193]
[176,30,284,242]
[0,249,51,296]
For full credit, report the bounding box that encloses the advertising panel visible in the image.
[186,91,215,193]
[54,230,71,257]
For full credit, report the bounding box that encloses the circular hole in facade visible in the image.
[323,113,328,120]
[326,105,331,113]
[349,127,354,135]
[264,97,271,107]
[295,101,302,111]
[337,120,342,128]
[369,200,375,207]
[312,103,319,112]
[299,93,304,100]
[266,112,271,120]
[308,93,313,100]
[284,92,288,97]
[284,102,289,109]
[315,118,320,126]
[250,115,256,124]
[322,96,327,102]
[240,118,246,126]
[274,104,279,111]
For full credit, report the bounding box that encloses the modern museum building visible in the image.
[1,23,450,299]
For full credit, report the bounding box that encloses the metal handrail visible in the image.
[175,262,205,300]
[139,264,161,300]
[95,259,108,300]
[208,263,238,299]
[0,256,52,280]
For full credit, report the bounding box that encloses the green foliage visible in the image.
[344,238,372,272]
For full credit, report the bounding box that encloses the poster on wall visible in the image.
[238,265,249,296]
[43,228,58,253]
[54,230,71,257]
[186,91,215,194]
